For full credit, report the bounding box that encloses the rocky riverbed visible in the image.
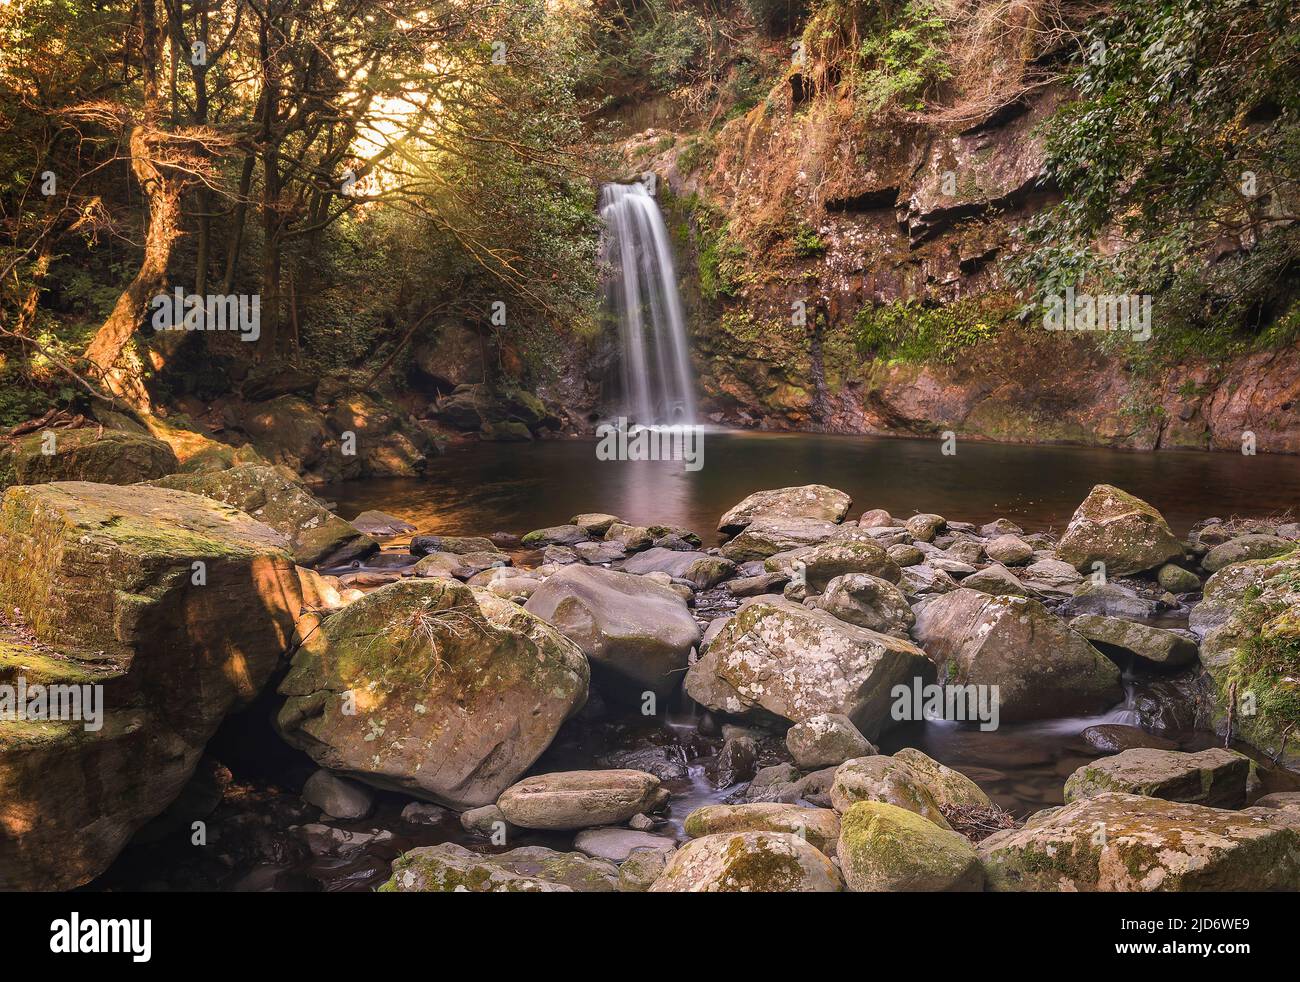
[1,427,1299,892]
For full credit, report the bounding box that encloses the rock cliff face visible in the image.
[612,73,1300,453]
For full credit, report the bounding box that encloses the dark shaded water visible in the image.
[324,430,1300,541]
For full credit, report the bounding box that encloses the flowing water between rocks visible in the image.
[92,431,1300,891]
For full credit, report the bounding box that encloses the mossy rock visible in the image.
[649,831,841,892]
[380,843,617,892]
[1055,484,1182,576]
[837,801,985,891]
[1063,748,1251,808]
[683,803,841,855]
[0,428,178,491]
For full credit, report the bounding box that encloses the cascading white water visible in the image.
[599,182,697,425]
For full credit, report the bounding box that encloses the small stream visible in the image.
[91,432,1300,891]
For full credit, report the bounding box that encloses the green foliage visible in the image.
[743,0,807,36]
[624,0,713,93]
[791,223,827,258]
[698,220,748,301]
[1223,560,1300,749]
[1008,0,1300,361]
[853,295,1012,363]
[854,1,951,114]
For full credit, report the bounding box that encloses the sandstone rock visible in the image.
[980,792,1300,891]
[1019,557,1084,595]
[1064,748,1251,808]
[301,769,373,819]
[618,547,736,588]
[400,801,450,825]
[716,735,758,786]
[381,843,617,892]
[838,801,984,892]
[984,534,1033,565]
[724,572,789,596]
[684,803,841,854]
[146,464,375,566]
[1202,534,1294,573]
[765,540,901,591]
[0,482,302,890]
[571,513,622,536]
[829,756,951,828]
[960,563,1030,596]
[1068,614,1200,668]
[649,831,841,892]
[719,516,841,562]
[912,590,1122,721]
[858,508,896,528]
[785,713,876,769]
[1064,580,1157,619]
[237,395,337,478]
[497,769,662,830]
[887,543,925,567]
[981,519,1023,538]
[899,564,959,596]
[892,748,992,808]
[717,485,851,536]
[0,427,178,490]
[460,804,513,837]
[685,597,934,739]
[276,578,588,809]
[573,540,628,564]
[1056,485,1182,575]
[524,564,699,703]
[811,573,914,635]
[603,523,655,552]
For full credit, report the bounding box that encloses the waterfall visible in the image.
[599,181,697,425]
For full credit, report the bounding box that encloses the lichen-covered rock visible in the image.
[837,801,984,892]
[521,524,590,547]
[524,564,699,703]
[1202,534,1294,573]
[685,596,934,739]
[0,427,178,490]
[1018,557,1084,596]
[912,589,1122,721]
[719,516,842,562]
[1055,485,1183,575]
[350,510,417,537]
[276,578,588,809]
[409,534,502,556]
[892,748,992,809]
[785,713,876,769]
[717,484,851,537]
[1157,563,1202,593]
[496,769,662,830]
[145,464,375,566]
[618,846,676,892]
[379,843,617,892]
[649,831,841,892]
[979,792,1300,891]
[829,756,951,828]
[985,534,1033,565]
[904,514,945,542]
[765,540,901,591]
[960,563,1030,596]
[683,803,841,855]
[617,547,736,588]
[412,550,510,580]
[1068,614,1199,668]
[1064,748,1251,808]
[0,481,302,890]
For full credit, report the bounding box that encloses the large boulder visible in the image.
[1202,534,1294,573]
[764,540,901,591]
[785,713,876,769]
[1063,748,1251,808]
[1067,614,1199,669]
[649,831,841,892]
[719,517,842,562]
[683,803,841,855]
[616,547,736,589]
[891,748,992,809]
[523,565,700,703]
[829,756,951,828]
[685,597,934,739]
[326,391,428,478]
[980,792,1300,891]
[838,801,984,892]
[0,482,302,890]
[912,589,1123,721]
[1055,485,1183,575]
[380,843,617,892]
[717,485,852,537]
[145,464,375,566]
[496,769,662,830]
[276,578,588,809]
[236,395,339,479]
[0,427,178,490]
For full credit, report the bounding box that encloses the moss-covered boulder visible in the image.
[683,803,841,855]
[523,564,700,704]
[1189,549,1300,769]
[0,427,178,490]
[717,484,852,537]
[496,769,662,830]
[327,390,429,477]
[980,792,1300,891]
[829,756,952,828]
[1064,748,1252,808]
[811,573,914,635]
[719,516,842,562]
[145,464,375,566]
[276,578,589,809]
[379,843,617,892]
[0,482,302,890]
[649,831,842,892]
[912,589,1123,721]
[892,748,992,809]
[236,395,344,481]
[617,547,737,588]
[764,540,901,591]
[1202,534,1295,573]
[1055,484,1183,575]
[838,801,985,892]
[685,596,934,739]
